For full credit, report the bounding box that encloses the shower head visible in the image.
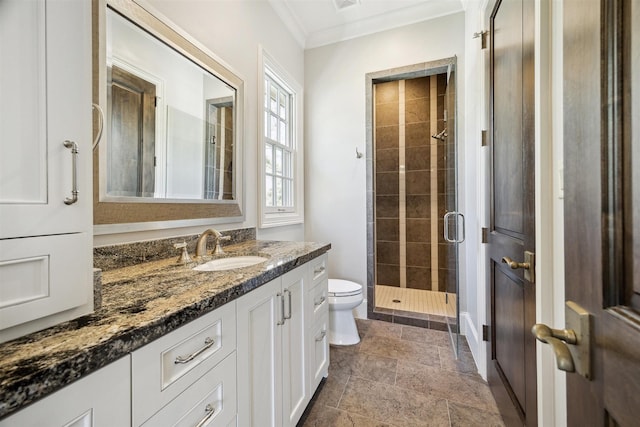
[431,129,448,141]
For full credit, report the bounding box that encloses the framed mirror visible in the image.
[93,0,244,232]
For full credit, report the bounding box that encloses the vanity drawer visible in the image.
[309,254,328,285]
[132,302,236,426]
[310,314,329,390]
[310,278,329,324]
[141,352,237,427]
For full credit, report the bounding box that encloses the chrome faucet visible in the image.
[195,229,231,258]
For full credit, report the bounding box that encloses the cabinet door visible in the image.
[236,278,282,427]
[281,267,308,427]
[0,0,92,239]
[0,357,130,427]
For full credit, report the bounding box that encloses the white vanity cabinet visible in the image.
[0,0,93,342]
[0,357,130,427]
[306,254,330,390]
[237,259,329,427]
[132,302,237,427]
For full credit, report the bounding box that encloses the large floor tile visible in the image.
[338,376,451,427]
[359,334,441,368]
[302,404,390,427]
[359,319,403,339]
[439,347,480,376]
[313,371,349,408]
[331,347,397,385]
[395,360,499,413]
[448,401,505,427]
[401,325,452,347]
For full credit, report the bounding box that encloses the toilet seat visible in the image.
[328,279,362,297]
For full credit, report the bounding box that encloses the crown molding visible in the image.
[267,0,307,48]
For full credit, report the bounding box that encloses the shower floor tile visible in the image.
[375,285,456,318]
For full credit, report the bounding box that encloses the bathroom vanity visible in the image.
[0,240,330,426]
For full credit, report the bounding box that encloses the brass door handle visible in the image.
[531,324,577,373]
[501,257,529,270]
[501,251,535,282]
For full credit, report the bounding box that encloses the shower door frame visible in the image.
[365,57,460,350]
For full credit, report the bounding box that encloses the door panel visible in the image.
[493,268,526,408]
[487,0,536,425]
[564,0,640,425]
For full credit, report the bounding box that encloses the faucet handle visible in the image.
[212,234,231,256]
[173,241,192,264]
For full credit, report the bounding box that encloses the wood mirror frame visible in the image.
[92,0,244,233]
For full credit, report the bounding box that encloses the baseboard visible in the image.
[460,311,488,379]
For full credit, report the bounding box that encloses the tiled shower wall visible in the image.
[374,74,454,292]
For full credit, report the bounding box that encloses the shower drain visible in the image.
[392,299,402,303]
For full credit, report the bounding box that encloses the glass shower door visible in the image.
[442,64,463,358]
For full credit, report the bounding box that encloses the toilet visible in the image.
[328,279,364,345]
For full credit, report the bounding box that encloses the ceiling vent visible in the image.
[333,0,360,11]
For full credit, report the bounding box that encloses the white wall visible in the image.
[94,0,305,246]
[460,0,484,372]
[304,13,468,304]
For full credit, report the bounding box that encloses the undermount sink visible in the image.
[193,256,268,272]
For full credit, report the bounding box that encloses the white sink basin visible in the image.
[193,256,268,272]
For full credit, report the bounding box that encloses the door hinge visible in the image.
[473,30,489,49]
[481,227,489,243]
[481,130,488,147]
[481,31,488,49]
[482,324,490,341]
[153,156,157,167]
[154,96,158,107]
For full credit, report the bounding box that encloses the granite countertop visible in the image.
[0,239,330,420]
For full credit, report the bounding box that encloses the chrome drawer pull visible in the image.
[174,337,215,364]
[314,266,325,275]
[314,296,326,307]
[194,404,215,427]
[63,140,79,205]
[315,330,327,342]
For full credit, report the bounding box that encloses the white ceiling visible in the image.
[268,0,466,49]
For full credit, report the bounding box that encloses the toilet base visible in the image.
[329,309,360,345]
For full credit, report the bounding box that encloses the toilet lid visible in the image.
[328,279,362,297]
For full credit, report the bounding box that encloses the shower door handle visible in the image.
[443,212,465,243]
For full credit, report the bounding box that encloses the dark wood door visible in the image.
[486,0,537,425]
[109,65,156,197]
[564,0,640,425]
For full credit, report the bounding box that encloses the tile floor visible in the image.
[300,319,505,427]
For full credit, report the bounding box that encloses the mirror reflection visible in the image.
[106,8,235,201]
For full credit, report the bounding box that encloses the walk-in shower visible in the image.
[366,57,462,355]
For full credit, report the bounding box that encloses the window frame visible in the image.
[258,47,304,228]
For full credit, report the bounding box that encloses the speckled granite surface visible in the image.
[0,239,330,420]
[93,227,256,271]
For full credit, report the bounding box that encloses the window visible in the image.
[259,48,303,227]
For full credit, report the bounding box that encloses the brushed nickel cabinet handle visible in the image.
[314,266,325,275]
[314,296,326,307]
[174,337,215,364]
[194,404,216,427]
[284,288,292,320]
[315,330,327,342]
[277,293,285,326]
[63,140,78,205]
